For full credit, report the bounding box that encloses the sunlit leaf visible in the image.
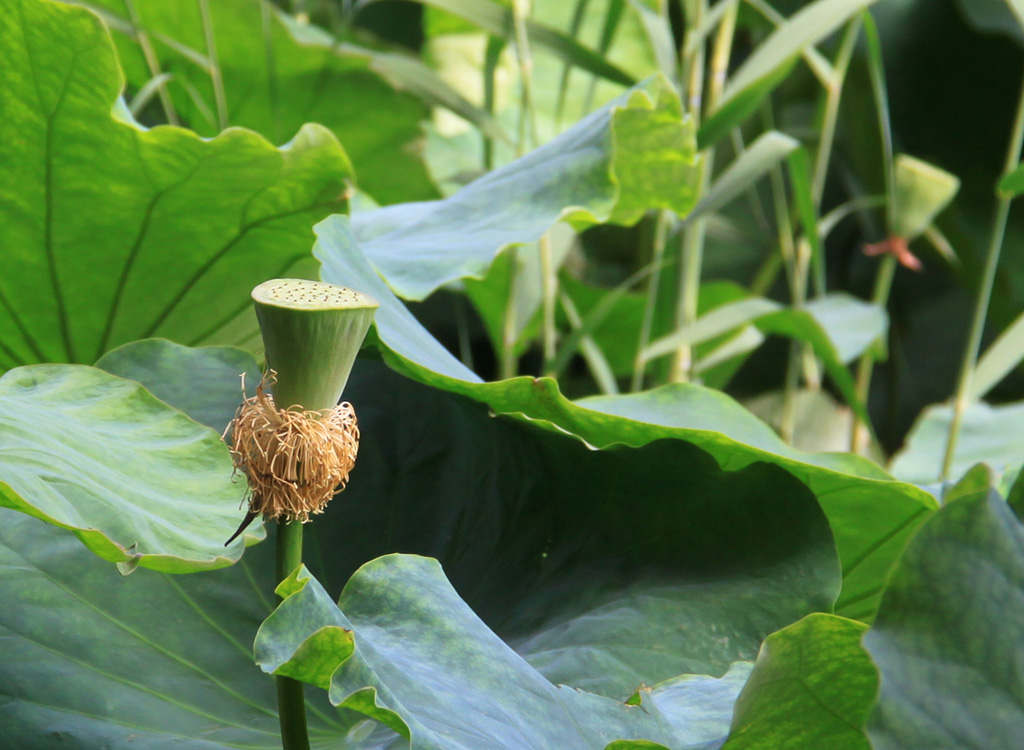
[1,0,351,371]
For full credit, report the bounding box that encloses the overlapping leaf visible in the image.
[256,559,754,750]
[334,74,697,303]
[722,614,876,750]
[0,508,382,749]
[891,400,1024,484]
[864,484,1024,749]
[317,223,937,622]
[0,340,840,745]
[85,0,441,204]
[0,364,259,572]
[0,0,351,372]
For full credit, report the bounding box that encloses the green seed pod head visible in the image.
[252,279,378,411]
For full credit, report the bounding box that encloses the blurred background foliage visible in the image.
[301,0,1023,454]
[69,0,1024,468]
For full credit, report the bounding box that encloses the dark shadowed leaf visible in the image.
[864,488,1024,749]
[318,229,936,622]
[0,508,387,749]
[256,560,754,750]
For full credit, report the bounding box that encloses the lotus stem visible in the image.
[233,278,378,750]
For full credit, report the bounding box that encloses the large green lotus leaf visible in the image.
[86,0,438,205]
[0,507,393,749]
[256,560,753,750]
[88,340,838,700]
[0,364,260,572]
[326,74,697,303]
[0,0,351,373]
[316,228,937,622]
[0,340,836,744]
[891,400,1024,484]
[863,487,1024,749]
[579,385,887,479]
[721,614,876,750]
[330,361,839,697]
[96,338,261,433]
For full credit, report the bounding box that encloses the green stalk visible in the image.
[582,0,625,115]
[251,279,378,750]
[124,0,179,125]
[671,0,737,382]
[812,17,861,207]
[511,0,538,153]
[539,232,558,373]
[769,152,800,442]
[500,248,521,380]
[779,18,859,445]
[260,0,281,145]
[851,252,896,448]
[274,522,307,750]
[482,35,505,171]
[632,209,672,391]
[849,11,895,454]
[197,0,228,131]
[941,70,1024,480]
[554,0,592,130]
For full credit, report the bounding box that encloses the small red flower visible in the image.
[864,235,922,271]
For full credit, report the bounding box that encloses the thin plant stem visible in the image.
[539,232,558,373]
[672,0,737,382]
[198,0,229,131]
[632,209,672,391]
[852,251,896,436]
[275,521,309,750]
[731,129,771,233]
[260,0,281,144]
[771,158,802,442]
[760,103,805,442]
[582,0,624,115]
[500,248,521,380]
[812,17,861,207]
[849,11,895,454]
[498,1,536,381]
[554,0,592,130]
[454,297,475,371]
[482,36,505,171]
[559,290,619,394]
[511,0,538,153]
[123,0,179,125]
[941,70,1024,480]
[705,0,737,110]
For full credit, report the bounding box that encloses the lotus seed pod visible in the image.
[224,280,378,529]
[251,278,379,411]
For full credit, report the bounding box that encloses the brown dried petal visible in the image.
[225,373,359,523]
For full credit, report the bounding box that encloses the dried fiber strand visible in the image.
[224,371,359,523]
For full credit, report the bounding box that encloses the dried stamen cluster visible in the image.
[225,373,359,523]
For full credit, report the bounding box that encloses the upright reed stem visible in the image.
[275,522,308,750]
[671,0,736,381]
[941,70,1024,480]
[849,12,895,454]
[249,280,378,750]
